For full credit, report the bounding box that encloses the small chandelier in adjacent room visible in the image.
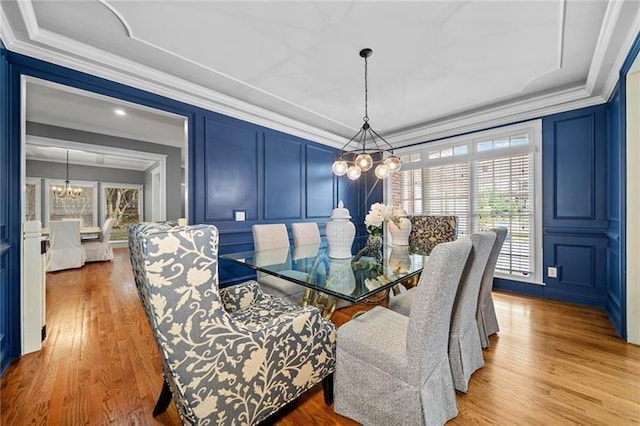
[51,150,82,199]
[332,48,402,180]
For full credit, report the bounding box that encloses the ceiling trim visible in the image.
[27,135,166,171]
[3,1,639,150]
[97,0,355,133]
[9,1,348,148]
[557,0,567,68]
[603,8,640,98]
[97,0,133,37]
[27,116,182,148]
[585,0,625,95]
[386,86,606,147]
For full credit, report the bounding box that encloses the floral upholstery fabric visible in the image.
[408,215,458,255]
[128,223,336,425]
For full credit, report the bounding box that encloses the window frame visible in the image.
[24,177,41,223]
[386,120,543,284]
[100,182,144,242]
[44,179,99,227]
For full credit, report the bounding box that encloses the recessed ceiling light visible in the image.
[115,108,126,116]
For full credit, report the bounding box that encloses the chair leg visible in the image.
[152,380,172,417]
[322,373,334,405]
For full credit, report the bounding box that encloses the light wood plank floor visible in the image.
[1,248,639,425]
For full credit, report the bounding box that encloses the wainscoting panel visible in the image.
[543,234,607,307]
[543,105,607,229]
[204,117,259,222]
[305,145,335,219]
[264,133,303,220]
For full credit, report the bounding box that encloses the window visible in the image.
[24,177,41,222]
[45,179,98,226]
[103,183,143,241]
[389,121,542,283]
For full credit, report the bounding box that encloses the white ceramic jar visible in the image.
[326,200,356,259]
[388,207,412,246]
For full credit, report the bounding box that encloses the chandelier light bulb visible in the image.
[332,160,348,176]
[384,155,402,172]
[346,165,362,180]
[374,163,391,179]
[355,153,373,172]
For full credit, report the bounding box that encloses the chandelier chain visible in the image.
[363,55,369,122]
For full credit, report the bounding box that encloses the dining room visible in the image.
[1,1,640,425]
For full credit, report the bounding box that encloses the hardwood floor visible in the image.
[1,248,639,425]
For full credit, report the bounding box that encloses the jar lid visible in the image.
[331,200,351,219]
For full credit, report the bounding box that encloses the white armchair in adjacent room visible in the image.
[82,218,116,262]
[45,220,86,272]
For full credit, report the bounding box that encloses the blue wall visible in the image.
[0,40,19,375]
[541,105,609,306]
[194,113,364,284]
[0,49,363,373]
[490,105,611,309]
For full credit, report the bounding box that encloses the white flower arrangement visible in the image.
[364,203,399,236]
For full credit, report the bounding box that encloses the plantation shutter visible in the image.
[423,162,470,236]
[472,153,534,277]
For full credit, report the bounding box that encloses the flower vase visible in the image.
[388,208,411,246]
[389,245,411,274]
[367,234,383,261]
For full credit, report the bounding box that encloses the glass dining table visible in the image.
[220,238,430,304]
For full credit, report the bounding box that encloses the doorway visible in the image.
[19,77,189,354]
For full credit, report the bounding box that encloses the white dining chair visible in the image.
[62,217,84,227]
[83,217,116,262]
[45,220,86,272]
[291,222,321,246]
[252,224,306,304]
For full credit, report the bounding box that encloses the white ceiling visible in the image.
[2,1,640,148]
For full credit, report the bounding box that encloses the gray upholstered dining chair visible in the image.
[389,232,496,393]
[128,222,336,425]
[334,238,472,425]
[252,223,306,304]
[477,227,508,348]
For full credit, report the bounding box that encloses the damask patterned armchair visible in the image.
[128,223,336,425]
[408,215,458,256]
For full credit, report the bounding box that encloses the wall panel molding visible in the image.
[203,117,259,222]
[263,133,303,220]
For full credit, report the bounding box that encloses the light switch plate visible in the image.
[234,210,246,221]
[547,266,558,278]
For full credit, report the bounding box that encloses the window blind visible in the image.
[424,162,470,236]
[472,153,534,277]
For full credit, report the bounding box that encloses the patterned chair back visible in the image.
[129,222,336,425]
[408,215,458,255]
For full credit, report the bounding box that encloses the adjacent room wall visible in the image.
[26,159,146,224]
[26,122,183,221]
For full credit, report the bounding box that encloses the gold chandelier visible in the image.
[51,150,82,199]
[332,48,401,180]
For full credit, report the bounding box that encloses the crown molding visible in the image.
[603,6,640,100]
[585,0,625,95]
[386,87,606,147]
[3,0,638,151]
[0,4,18,47]
[11,1,348,149]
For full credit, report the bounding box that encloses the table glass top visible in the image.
[220,239,429,303]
